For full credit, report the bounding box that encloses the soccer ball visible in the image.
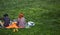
[27,21,35,26]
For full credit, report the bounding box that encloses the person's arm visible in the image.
[23,18,26,25]
[17,18,19,26]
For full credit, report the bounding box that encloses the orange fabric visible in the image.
[6,22,19,28]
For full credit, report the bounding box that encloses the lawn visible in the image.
[0,0,60,35]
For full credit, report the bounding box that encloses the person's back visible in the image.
[3,14,10,27]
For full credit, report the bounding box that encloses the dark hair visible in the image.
[3,14,8,17]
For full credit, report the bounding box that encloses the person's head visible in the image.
[18,13,24,18]
[3,13,8,17]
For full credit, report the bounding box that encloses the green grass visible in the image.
[0,0,60,35]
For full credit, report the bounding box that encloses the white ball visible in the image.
[28,21,35,26]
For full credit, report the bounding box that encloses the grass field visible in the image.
[0,0,60,35]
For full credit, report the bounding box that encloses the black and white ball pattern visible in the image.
[27,21,35,26]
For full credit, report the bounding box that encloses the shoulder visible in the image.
[22,17,25,19]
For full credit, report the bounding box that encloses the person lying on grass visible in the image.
[17,13,26,28]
